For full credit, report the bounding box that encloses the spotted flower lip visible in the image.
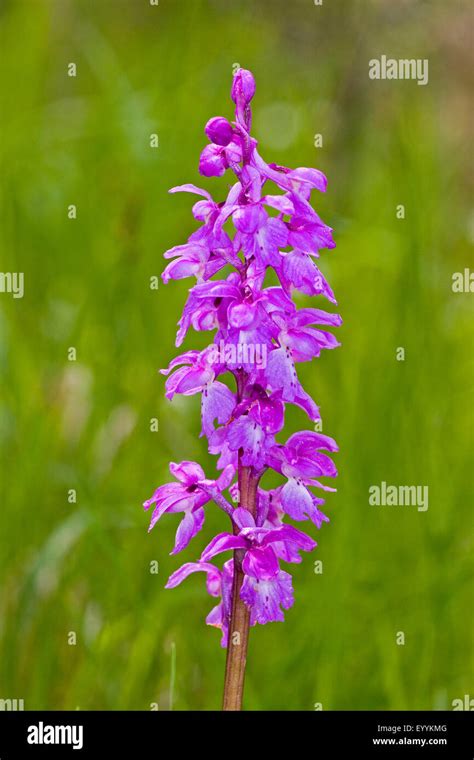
[142,69,340,649]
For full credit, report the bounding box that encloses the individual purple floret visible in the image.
[165,559,234,646]
[142,69,340,709]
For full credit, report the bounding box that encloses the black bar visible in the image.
[0,710,472,757]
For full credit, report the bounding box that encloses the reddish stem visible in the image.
[222,463,258,710]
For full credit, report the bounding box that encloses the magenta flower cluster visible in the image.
[143,70,341,646]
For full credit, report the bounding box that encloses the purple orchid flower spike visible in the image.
[142,69,341,710]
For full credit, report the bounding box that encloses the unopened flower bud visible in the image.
[231,69,256,107]
[205,116,234,146]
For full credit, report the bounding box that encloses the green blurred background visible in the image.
[0,0,472,710]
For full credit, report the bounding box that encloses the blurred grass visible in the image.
[0,0,472,710]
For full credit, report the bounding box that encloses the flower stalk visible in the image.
[222,462,258,710]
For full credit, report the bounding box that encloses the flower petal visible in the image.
[169,460,206,484]
[169,184,212,199]
[287,430,339,453]
[201,532,247,561]
[261,523,316,553]
[242,545,279,580]
[171,507,206,555]
[165,561,221,595]
[233,507,256,530]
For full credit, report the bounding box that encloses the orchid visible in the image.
[142,69,341,710]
